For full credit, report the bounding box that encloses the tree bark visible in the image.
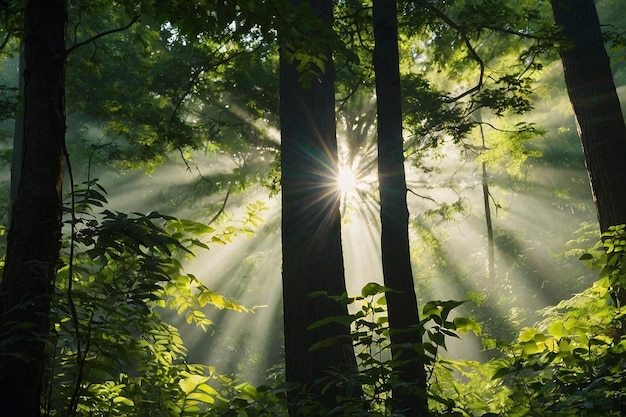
[0,1,67,416]
[551,0,626,234]
[373,1,428,416]
[280,0,358,414]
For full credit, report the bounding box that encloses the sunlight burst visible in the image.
[337,167,359,195]
[334,162,378,210]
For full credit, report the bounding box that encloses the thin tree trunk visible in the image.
[477,111,495,282]
[551,0,626,234]
[0,1,67,416]
[482,160,495,281]
[280,0,358,414]
[373,1,428,415]
[10,45,25,214]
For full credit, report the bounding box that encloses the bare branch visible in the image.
[407,188,437,204]
[207,182,233,226]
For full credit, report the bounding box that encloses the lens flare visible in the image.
[337,167,358,194]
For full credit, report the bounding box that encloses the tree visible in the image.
[476,109,496,282]
[0,1,67,416]
[279,0,358,413]
[373,1,428,415]
[551,0,626,234]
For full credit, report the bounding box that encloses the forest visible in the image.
[0,0,625,416]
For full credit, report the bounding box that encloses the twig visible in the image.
[407,188,437,204]
[208,183,233,226]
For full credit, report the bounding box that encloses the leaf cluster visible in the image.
[303,282,480,416]
[44,180,264,416]
[428,227,626,417]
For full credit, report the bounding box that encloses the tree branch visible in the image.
[415,0,485,102]
[207,183,233,226]
[407,188,437,204]
[65,14,141,56]
[0,28,12,50]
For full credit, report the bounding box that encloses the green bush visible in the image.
[39,181,626,416]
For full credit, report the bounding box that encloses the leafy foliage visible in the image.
[428,227,626,417]
[44,181,266,416]
[9,214,620,417]
[284,227,626,417]
[300,283,480,416]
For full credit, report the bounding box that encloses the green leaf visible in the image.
[519,327,538,342]
[112,396,134,406]
[308,335,343,351]
[453,317,481,334]
[307,315,356,330]
[179,375,209,394]
[522,341,542,355]
[308,290,328,298]
[361,282,384,297]
[187,392,215,404]
[548,321,565,339]
[197,383,219,396]
[491,366,511,380]
[422,301,441,317]
[482,337,497,350]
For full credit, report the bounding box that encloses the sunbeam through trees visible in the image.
[0,0,625,416]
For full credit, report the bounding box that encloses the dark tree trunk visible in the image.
[280,0,358,414]
[0,1,67,416]
[372,1,428,416]
[551,0,626,234]
[482,159,495,281]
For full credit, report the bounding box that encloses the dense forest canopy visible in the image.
[0,0,625,416]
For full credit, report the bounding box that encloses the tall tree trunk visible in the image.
[481,159,495,281]
[280,0,358,414]
[10,46,25,213]
[0,1,67,416]
[551,0,626,234]
[477,110,495,283]
[372,1,428,416]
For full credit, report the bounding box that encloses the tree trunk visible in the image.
[477,110,495,282]
[0,1,67,416]
[551,0,626,234]
[10,46,25,213]
[482,159,495,281]
[280,0,358,414]
[372,1,428,416]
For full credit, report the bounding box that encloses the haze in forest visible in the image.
[0,0,625,415]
